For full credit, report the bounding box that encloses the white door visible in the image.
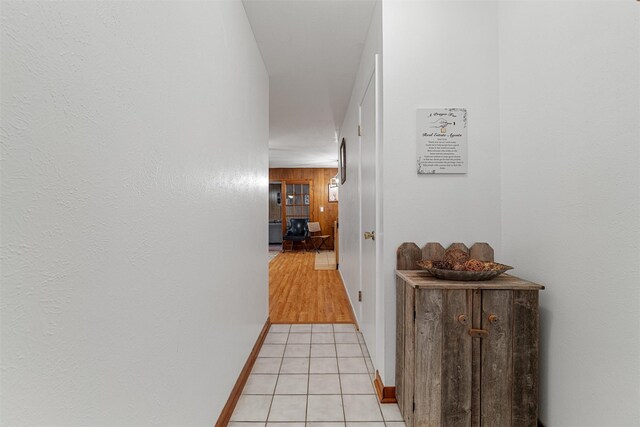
[359,58,379,356]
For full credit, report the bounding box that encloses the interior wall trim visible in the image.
[337,269,360,331]
[215,318,271,427]
[374,370,397,404]
[271,321,353,325]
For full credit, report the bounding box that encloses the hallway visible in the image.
[3,1,639,425]
[269,252,354,324]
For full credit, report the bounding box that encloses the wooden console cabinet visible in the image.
[395,242,544,427]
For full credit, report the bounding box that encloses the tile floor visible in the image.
[230,323,405,426]
[268,251,280,263]
[314,251,336,270]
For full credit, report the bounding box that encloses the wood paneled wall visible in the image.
[269,168,339,250]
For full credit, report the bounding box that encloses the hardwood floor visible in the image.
[269,251,355,324]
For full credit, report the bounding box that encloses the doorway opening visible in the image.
[267,169,346,323]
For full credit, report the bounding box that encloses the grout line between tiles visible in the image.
[305,323,311,423]
[264,327,287,423]
[335,325,348,425]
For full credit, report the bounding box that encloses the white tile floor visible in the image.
[314,251,337,270]
[230,323,406,426]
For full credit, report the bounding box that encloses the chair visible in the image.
[283,218,309,251]
[307,222,331,252]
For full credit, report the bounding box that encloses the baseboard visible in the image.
[337,269,360,331]
[271,321,353,324]
[215,318,271,427]
[374,370,397,403]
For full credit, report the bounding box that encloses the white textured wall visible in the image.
[0,1,269,425]
[380,0,502,384]
[499,2,640,425]
[338,0,382,337]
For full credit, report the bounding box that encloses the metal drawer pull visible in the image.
[468,328,489,339]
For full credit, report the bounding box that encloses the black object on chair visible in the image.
[283,218,309,251]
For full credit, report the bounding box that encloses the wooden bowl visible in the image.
[416,260,513,281]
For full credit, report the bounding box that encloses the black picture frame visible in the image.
[339,138,346,184]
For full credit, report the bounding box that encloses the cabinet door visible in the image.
[512,290,539,426]
[481,290,514,426]
[441,290,473,426]
[413,289,472,427]
[414,288,442,427]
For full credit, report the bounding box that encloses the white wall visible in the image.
[499,2,640,425]
[339,1,640,423]
[380,0,502,384]
[339,1,382,329]
[0,1,269,425]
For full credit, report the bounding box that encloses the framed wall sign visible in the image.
[328,183,338,203]
[416,108,468,174]
[339,138,346,184]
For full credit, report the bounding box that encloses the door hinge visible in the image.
[358,125,361,136]
[358,291,362,302]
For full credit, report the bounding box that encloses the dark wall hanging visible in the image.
[339,138,346,184]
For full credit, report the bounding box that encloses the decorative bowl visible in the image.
[416,260,513,281]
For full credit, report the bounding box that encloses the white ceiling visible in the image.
[243,0,376,168]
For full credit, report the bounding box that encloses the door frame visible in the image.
[373,54,384,372]
[358,54,384,367]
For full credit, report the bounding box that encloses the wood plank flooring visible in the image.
[269,251,355,324]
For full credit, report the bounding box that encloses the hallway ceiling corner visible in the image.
[242,0,376,169]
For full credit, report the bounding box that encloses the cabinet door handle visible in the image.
[468,328,489,339]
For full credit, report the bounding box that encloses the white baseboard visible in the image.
[337,267,360,329]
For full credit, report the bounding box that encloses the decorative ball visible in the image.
[432,260,452,270]
[443,248,469,268]
[482,262,503,271]
[464,259,485,271]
